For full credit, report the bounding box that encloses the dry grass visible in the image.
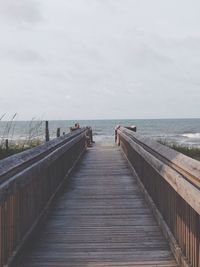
[158,140,200,161]
[0,114,44,160]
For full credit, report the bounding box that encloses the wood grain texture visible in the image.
[17,141,177,267]
[118,127,200,188]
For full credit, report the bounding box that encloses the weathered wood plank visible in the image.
[18,141,177,267]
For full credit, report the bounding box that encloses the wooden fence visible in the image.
[117,126,200,267]
[0,128,90,267]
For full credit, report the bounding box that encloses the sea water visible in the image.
[0,118,200,147]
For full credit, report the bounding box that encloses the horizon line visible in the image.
[1,117,200,122]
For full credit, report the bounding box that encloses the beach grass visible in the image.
[158,140,200,161]
[0,114,44,160]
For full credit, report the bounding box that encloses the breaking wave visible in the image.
[182,133,200,139]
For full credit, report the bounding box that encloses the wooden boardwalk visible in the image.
[18,140,177,267]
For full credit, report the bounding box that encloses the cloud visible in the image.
[0,0,200,119]
[0,47,45,63]
[0,0,42,24]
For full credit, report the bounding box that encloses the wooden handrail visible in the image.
[117,126,200,267]
[0,128,89,267]
[119,127,200,188]
[0,128,86,185]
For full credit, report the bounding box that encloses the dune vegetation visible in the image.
[0,114,44,160]
[158,140,200,161]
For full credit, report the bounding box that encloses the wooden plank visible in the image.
[17,141,177,267]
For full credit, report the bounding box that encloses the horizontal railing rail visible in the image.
[117,126,200,267]
[0,128,86,185]
[0,127,90,267]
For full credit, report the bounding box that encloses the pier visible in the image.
[0,127,200,267]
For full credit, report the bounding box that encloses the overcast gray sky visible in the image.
[0,0,200,120]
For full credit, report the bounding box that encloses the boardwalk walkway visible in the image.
[18,139,177,267]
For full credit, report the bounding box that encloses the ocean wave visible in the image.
[182,133,200,139]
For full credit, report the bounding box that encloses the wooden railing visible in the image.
[0,128,90,267]
[117,126,200,267]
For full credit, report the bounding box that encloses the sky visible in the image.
[0,0,200,120]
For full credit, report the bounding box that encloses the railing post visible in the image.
[56,128,60,138]
[45,121,50,142]
[125,125,137,132]
[5,139,9,151]
[115,125,120,145]
[85,127,94,147]
[88,127,93,143]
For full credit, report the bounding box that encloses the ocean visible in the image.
[0,118,200,147]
